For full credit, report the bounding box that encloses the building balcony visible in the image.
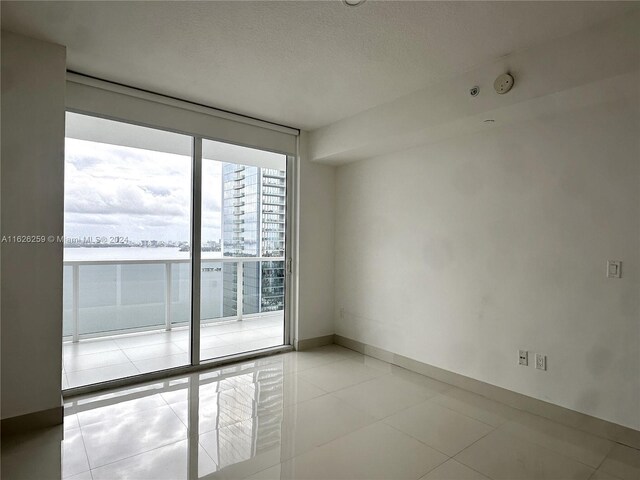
[262,170,285,179]
[263,179,285,187]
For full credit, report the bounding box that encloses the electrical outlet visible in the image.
[518,350,528,366]
[607,260,622,278]
[535,353,547,371]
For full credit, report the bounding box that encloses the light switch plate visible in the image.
[607,260,622,278]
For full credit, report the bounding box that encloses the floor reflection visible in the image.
[3,345,638,480]
[3,349,318,480]
[68,355,289,479]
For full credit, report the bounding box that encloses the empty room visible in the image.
[1,1,639,479]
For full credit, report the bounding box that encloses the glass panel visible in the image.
[78,263,166,335]
[62,265,73,337]
[200,140,286,361]
[170,262,191,325]
[201,260,225,320]
[242,261,261,315]
[62,112,192,388]
[261,260,285,312]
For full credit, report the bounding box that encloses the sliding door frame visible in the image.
[190,137,203,367]
[62,111,297,398]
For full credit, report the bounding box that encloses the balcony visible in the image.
[263,179,285,187]
[62,256,285,389]
[262,170,285,179]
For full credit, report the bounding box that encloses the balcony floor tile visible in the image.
[63,314,284,389]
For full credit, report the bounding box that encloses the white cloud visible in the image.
[64,138,222,242]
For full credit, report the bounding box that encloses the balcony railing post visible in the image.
[237,260,243,321]
[72,264,80,343]
[165,262,172,331]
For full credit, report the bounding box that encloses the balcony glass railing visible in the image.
[62,257,285,342]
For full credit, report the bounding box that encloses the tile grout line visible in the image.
[454,424,601,476]
[448,426,501,479]
[383,419,463,459]
[587,440,621,480]
[88,437,189,477]
[423,393,511,430]
[118,344,142,376]
[75,414,96,476]
[495,418,616,469]
[81,400,190,474]
[325,375,437,420]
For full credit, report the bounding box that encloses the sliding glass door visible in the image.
[62,112,193,388]
[62,112,289,390]
[199,139,287,361]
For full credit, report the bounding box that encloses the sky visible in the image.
[64,138,222,244]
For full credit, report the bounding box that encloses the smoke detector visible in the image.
[494,73,514,94]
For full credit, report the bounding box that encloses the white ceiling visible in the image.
[1,1,636,130]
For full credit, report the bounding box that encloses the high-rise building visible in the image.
[259,168,286,313]
[221,163,286,318]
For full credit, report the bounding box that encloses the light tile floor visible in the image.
[63,314,284,389]
[2,345,639,480]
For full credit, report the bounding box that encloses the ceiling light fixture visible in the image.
[342,0,367,7]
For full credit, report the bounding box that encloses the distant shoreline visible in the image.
[63,246,222,262]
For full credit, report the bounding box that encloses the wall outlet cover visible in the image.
[518,350,528,366]
[535,353,547,371]
[606,260,622,278]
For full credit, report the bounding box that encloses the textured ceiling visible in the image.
[1,1,636,130]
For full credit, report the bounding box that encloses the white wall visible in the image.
[1,31,66,420]
[334,98,640,429]
[296,132,336,341]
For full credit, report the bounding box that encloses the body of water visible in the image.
[64,247,223,262]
